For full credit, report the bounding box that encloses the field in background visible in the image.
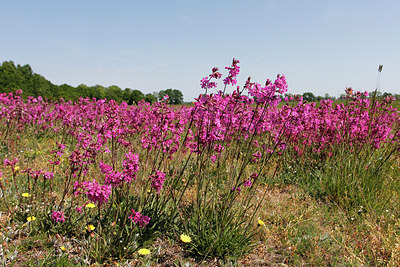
[0,61,399,266]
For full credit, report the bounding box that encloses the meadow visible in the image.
[0,59,399,266]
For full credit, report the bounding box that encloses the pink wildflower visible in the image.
[243,180,252,187]
[231,186,241,193]
[74,179,112,206]
[44,171,54,180]
[223,58,240,86]
[129,209,150,228]
[150,170,166,193]
[252,151,262,163]
[4,158,18,167]
[99,161,124,187]
[75,204,84,214]
[250,172,259,181]
[51,211,66,223]
[122,151,139,183]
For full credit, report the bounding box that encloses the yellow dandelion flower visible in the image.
[180,234,191,243]
[137,248,151,255]
[85,203,96,208]
[27,216,36,222]
[22,193,31,198]
[60,246,67,252]
[258,219,265,226]
[14,166,20,172]
[86,224,95,231]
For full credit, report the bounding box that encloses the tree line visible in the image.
[0,61,184,104]
[287,91,400,102]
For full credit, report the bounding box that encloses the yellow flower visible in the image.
[137,248,151,255]
[258,219,265,226]
[85,203,96,208]
[180,234,191,243]
[60,246,67,252]
[22,193,31,198]
[14,166,20,172]
[86,224,95,231]
[27,216,36,222]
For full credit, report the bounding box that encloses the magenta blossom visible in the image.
[74,179,112,206]
[252,151,262,163]
[122,151,139,183]
[129,209,150,228]
[51,210,66,223]
[223,58,240,86]
[150,170,166,193]
[231,186,241,193]
[243,180,252,187]
[4,158,18,167]
[44,171,54,180]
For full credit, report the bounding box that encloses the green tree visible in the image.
[105,85,123,102]
[89,85,106,100]
[29,73,52,98]
[158,88,184,104]
[0,61,55,98]
[144,93,157,104]
[122,88,131,103]
[0,61,24,93]
[58,84,76,100]
[76,84,90,98]
[302,92,316,102]
[128,89,144,104]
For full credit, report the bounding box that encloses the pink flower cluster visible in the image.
[150,170,166,193]
[74,179,112,206]
[129,209,150,228]
[25,169,53,180]
[278,93,399,155]
[4,158,18,167]
[223,58,240,86]
[248,74,288,104]
[122,151,139,183]
[99,161,125,187]
[200,67,222,90]
[51,210,66,223]
[49,141,66,165]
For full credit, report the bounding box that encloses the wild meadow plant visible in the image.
[0,59,399,264]
[0,92,192,262]
[174,60,293,259]
[277,88,400,214]
[0,59,291,262]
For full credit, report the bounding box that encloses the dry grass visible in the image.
[1,183,399,266]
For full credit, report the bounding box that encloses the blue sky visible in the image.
[1,0,399,101]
